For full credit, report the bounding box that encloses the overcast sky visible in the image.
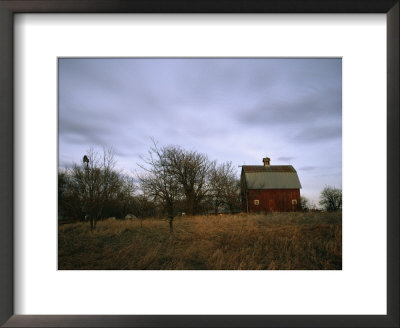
[58,58,342,205]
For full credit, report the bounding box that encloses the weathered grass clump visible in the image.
[58,212,341,270]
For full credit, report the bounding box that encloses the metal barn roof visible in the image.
[242,165,302,189]
[242,165,297,173]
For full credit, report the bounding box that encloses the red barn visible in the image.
[240,157,302,213]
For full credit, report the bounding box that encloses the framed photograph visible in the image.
[57,56,343,271]
[1,1,398,327]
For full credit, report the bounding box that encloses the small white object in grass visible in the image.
[125,214,137,220]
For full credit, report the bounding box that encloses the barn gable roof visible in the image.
[242,165,302,189]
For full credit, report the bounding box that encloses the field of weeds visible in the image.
[58,212,342,270]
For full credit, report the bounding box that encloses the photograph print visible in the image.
[58,58,342,270]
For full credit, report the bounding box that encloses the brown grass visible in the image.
[58,212,342,270]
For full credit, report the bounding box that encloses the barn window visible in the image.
[292,199,297,205]
[254,200,259,205]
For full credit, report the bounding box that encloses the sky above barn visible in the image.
[58,58,342,206]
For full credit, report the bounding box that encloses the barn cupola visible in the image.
[262,157,270,166]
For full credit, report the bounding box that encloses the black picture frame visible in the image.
[0,1,398,327]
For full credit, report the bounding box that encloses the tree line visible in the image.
[58,143,342,231]
[58,143,241,231]
[301,186,342,212]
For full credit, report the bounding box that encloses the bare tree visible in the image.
[58,169,70,220]
[132,194,155,228]
[209,162,240,213]
[68,147,120,231]
[161,145,215,215]
[138,143,181,233]
[224,179,241,213]
[107,174,137,219]
[319,186,342,211]
[138,141,241,226]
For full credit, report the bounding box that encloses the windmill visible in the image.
[83,155,89,169]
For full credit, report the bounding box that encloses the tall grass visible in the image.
[58,212,342,270]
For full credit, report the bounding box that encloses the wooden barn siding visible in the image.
[247,189,300,212]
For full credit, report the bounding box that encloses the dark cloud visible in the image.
[59,113,118,147]
[236,59,342,151]
[276,156,294,162]
[294,124,341,143]
[298,166,317,171]
[240,85,341,126]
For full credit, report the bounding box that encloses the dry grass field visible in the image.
[58,212,342,270]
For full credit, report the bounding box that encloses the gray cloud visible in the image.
[240,85,341,126]
[276,156,294,162]
[294,124,342,143]
[298,166,317,171]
